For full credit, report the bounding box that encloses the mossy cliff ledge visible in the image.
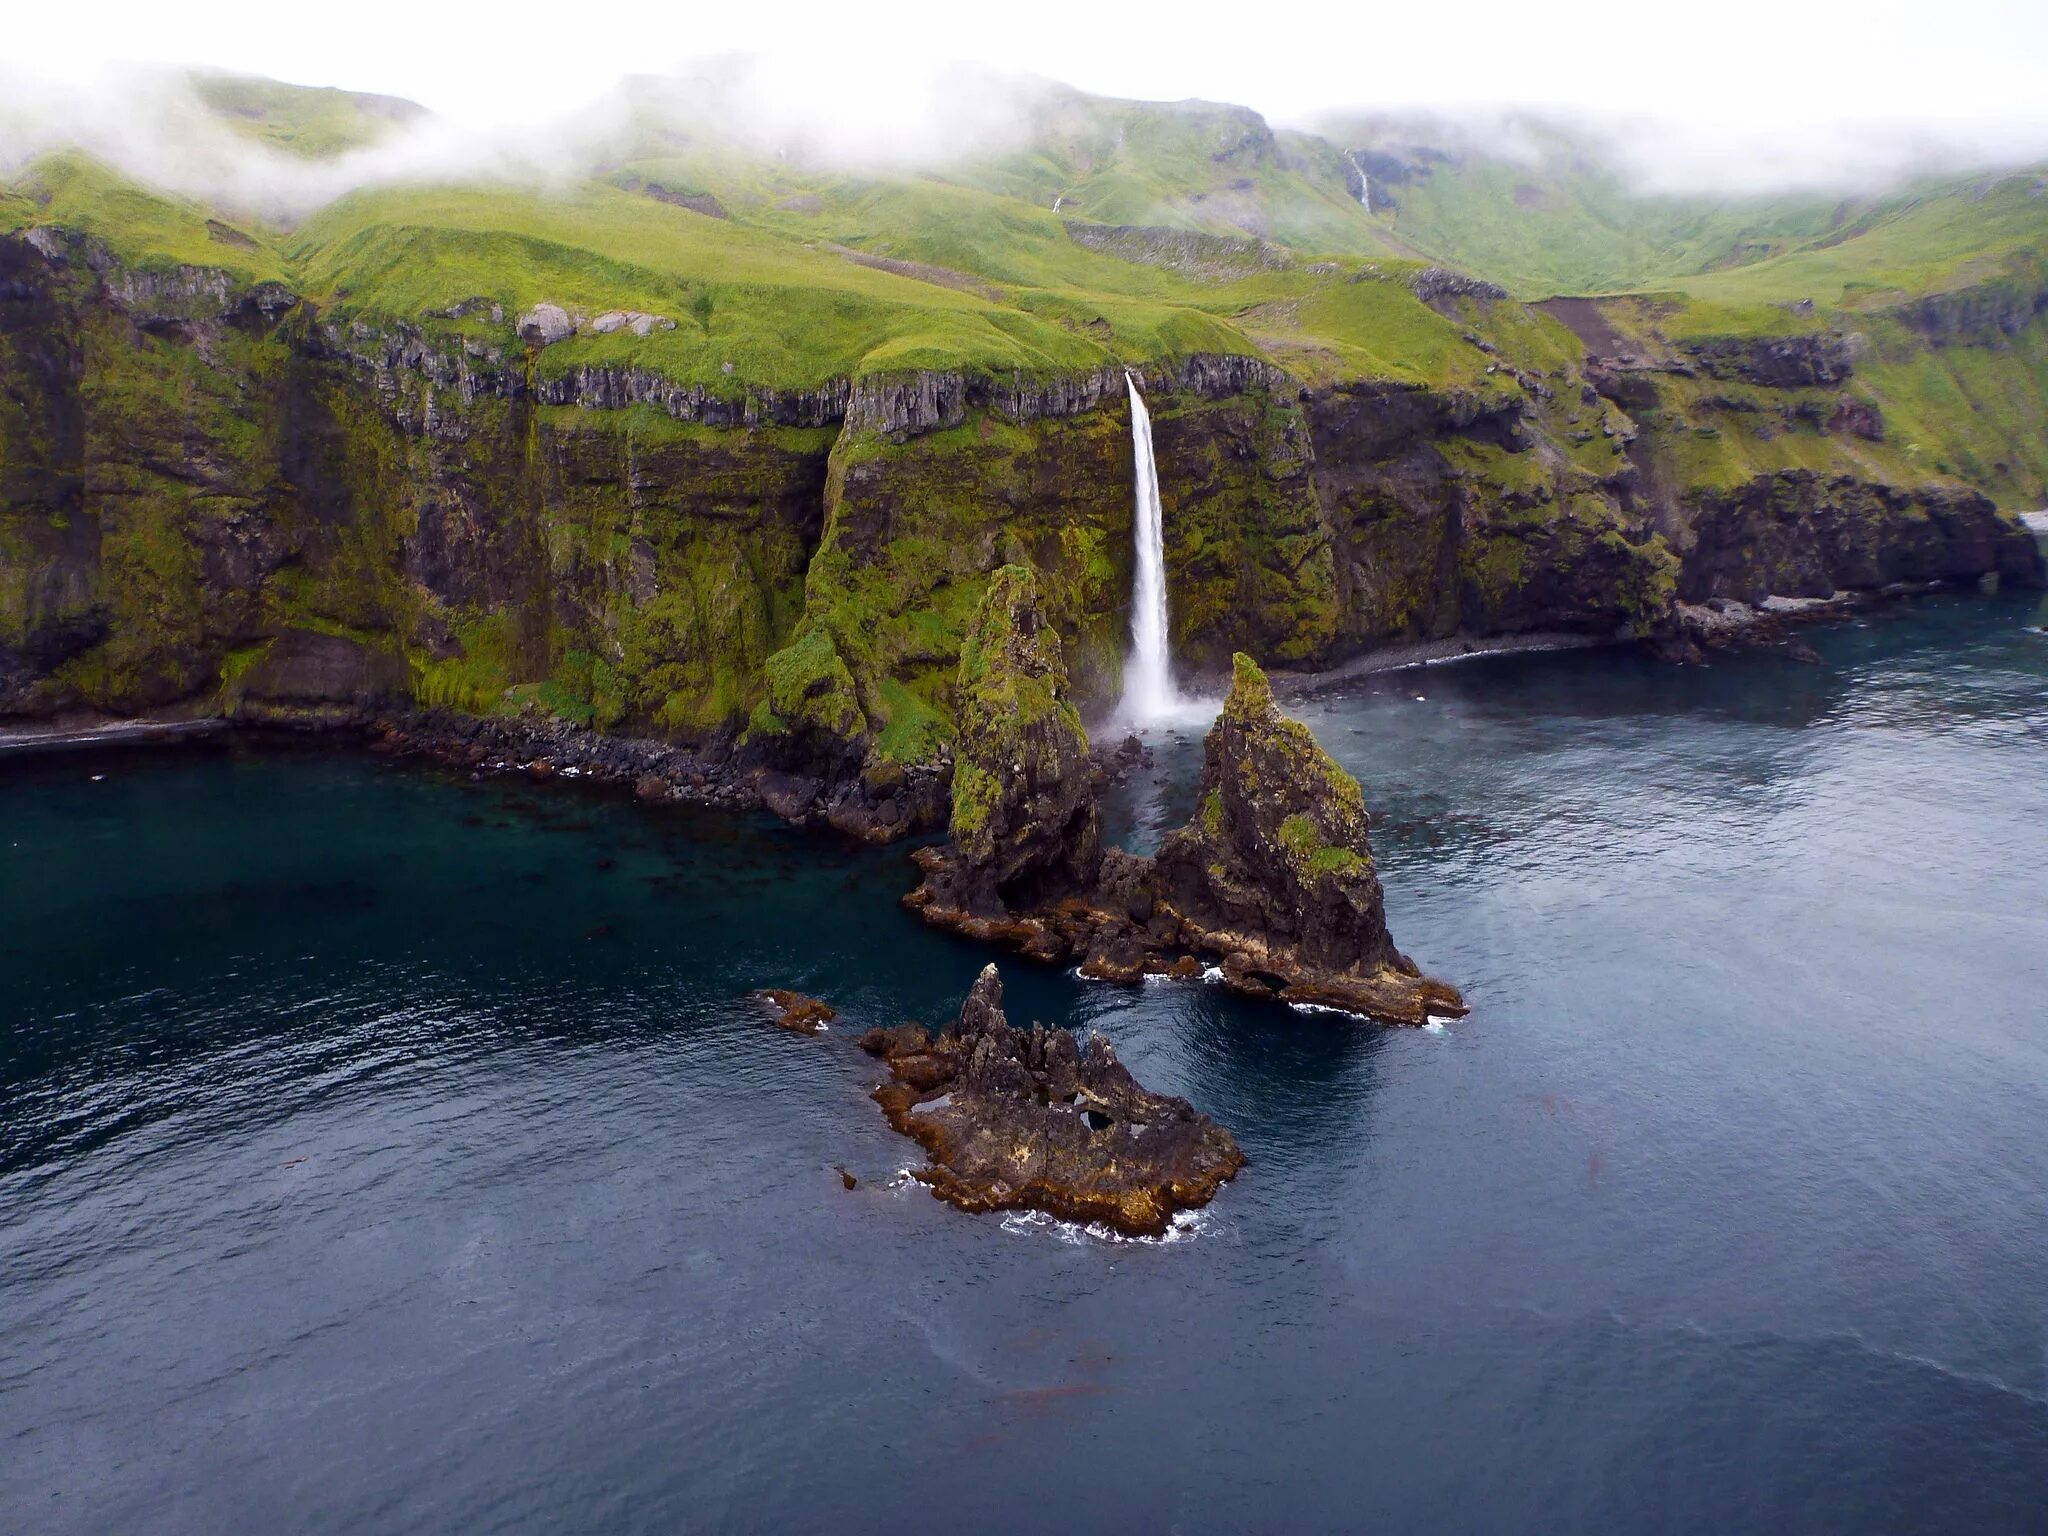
[858,963,1245,1237]
[908,632,1464,1025]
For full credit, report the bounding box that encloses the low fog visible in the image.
[6,12,2048,227]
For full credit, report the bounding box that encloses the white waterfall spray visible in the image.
[1351,152,1371,212]
[1118,373,1210,729]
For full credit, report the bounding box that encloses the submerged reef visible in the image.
[753,989,838,1035]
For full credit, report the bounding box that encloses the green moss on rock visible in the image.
[944,563,1099,892]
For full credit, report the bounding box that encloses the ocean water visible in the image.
[4,587,2046,1534]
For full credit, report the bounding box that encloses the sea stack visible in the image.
[1139,654,1465,1022]
[907,617,1465,1023]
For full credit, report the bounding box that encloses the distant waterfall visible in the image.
[1351,152,1371,212]
[1119,373,1181,725]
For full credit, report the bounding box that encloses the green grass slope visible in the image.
[939,87,1394,256]
[1671,173,2048,307]
[187,72,428,159]
[1316,113,2048,307]
[6,71,2046,501]
[0,152,286,283]
[286,179,1272,389]
[3,140,1498,398]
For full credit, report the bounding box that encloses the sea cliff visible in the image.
[3,226,2041,834]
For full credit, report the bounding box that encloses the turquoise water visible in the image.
[4,588,2047,1533]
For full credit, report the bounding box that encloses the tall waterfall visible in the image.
[1119,373,1182,725]
[1351,152,1371,212]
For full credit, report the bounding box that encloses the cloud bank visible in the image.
[3,9,2047,222]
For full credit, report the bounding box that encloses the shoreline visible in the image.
[0,716,228,756]
[1264,630,1606,699]
[2,572,2033,789]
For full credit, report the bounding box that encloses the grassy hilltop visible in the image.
[12,68,2040,505]
[7,72,2045,395]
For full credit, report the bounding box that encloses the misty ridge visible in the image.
[7,52,2048,230]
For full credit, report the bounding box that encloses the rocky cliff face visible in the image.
[1304,379,1676,647]
[3,228,2041,814]
[1676,473,2044,603]
[1885,279,2048,347]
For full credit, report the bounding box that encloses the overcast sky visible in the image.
[11,0,2048,188]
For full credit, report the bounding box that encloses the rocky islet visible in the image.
[857,963,1246,1237]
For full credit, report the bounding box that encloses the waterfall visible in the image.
[1351,152,1371,212]
[1119,373,1182,725]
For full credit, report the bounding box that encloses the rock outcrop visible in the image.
[516,303,575,345]
[1062,221,1292,278]
[858,964,1244,1236]
[1679,332,1856,388]
[842,353,1295,438]
[908,645,1465,1024]
[1411,267,1509,307]
[1885,279,2048,346]
[1677,473,2046,603]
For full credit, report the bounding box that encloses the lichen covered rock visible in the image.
[859,964,1244,1236]
[747,625,868,768]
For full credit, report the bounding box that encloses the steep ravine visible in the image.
[3,230,2041,836]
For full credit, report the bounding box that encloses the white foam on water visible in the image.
[998,1207,1212,1246]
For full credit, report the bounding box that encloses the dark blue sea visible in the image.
[5,588,2046,1533]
